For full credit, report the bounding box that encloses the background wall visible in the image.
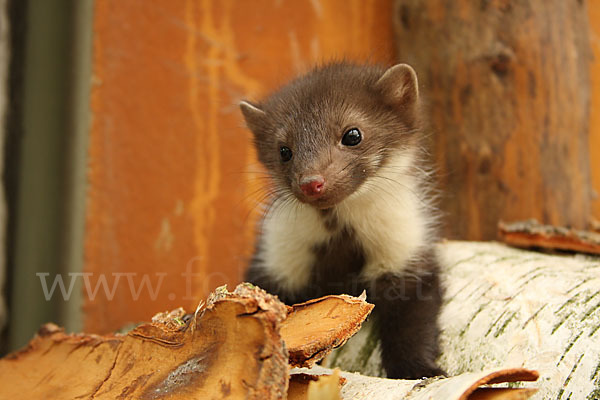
[3,0,600,346]
[85,0,395,333]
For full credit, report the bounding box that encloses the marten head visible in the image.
[240,62,421,210]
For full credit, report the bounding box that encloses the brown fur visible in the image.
[241,62,421,209]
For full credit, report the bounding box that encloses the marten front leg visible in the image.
[370,269,445,379]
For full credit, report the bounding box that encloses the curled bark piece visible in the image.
[0,284,289,400]
[498,219,600,255]
[282,294,374,368]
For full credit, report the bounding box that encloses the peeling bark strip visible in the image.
[283,294,374,368]
[0,284,289,400]
[326,241,600,399]
[498,219,600,255]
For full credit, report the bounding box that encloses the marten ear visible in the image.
[375,64,419,111]
[240,100,267,134]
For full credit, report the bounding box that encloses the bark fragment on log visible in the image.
[498,219,600,255]
[283,294,374,367]
[468,388,538,400]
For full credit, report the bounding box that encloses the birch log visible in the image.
[326,241,600,400]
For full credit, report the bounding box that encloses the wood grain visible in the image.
[85,0,394,333]
[394,0,594,240]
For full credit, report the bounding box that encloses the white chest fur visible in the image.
[258,152,432,292]
[260,201,330,291]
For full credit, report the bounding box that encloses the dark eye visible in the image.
[342,128,362,146]
[280,146,293,162]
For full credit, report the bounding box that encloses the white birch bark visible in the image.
[326,241,600,400]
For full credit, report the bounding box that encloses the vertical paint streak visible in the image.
[201,0,221,218]
[351,0,361,54]
[289,31,304,74]
[184,0,209,287]
[219,0,262,96]
[219,0,264,250]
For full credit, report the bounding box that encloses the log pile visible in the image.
[0,277,544,399]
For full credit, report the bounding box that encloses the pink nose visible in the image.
[300,175,325,197]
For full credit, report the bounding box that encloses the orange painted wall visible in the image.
[85,0,395,333]
[589,3,600,220]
